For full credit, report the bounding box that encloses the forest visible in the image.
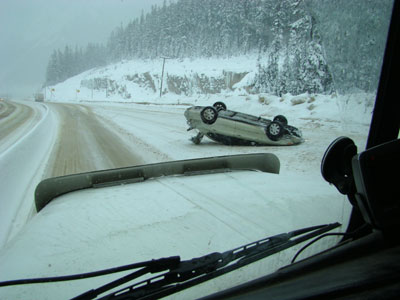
[45,0,393,96]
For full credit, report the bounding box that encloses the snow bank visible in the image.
[0,104,57,248]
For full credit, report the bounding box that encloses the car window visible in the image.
[0,0,394,299]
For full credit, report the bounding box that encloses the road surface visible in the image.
[0,100,42,153]
[44,103,144,178]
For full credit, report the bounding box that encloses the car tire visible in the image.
[213,101,227,111]
[273,115,288,126]
[201,106,218,124]
[266,121,284,141]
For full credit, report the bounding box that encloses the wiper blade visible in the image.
[0,257,180,288]
[90,222,341,300]
[0,223,340,299]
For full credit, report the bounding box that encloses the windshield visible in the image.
[0,0,394,299]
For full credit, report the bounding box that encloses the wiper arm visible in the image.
[0,223,340,299]
[91,222,341,300]
[71,257,180,300]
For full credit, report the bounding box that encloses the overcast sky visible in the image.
[0,0,165,98]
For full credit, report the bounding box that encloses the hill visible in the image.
[44,0,393,96]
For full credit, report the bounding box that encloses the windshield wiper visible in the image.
[0,223,340,299]
[71,222,340,300]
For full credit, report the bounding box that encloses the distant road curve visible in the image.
[0,100,40,153]
[44,103,144,178]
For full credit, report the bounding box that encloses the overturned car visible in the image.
[184,102,304,146]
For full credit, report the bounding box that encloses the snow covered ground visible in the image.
[0,57,375,299]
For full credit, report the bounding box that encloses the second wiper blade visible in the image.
[99,222,341,300]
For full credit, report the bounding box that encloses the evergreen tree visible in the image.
[44,0,391,95]
[45,50,60,85]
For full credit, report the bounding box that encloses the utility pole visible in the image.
[160,56,170,97]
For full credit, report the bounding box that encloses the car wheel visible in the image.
[266,121,284,141]
[201,106,218,124]
[273,115,288,126]
[213,101,227,111]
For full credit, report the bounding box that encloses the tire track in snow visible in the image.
[44,103,144,178]
[89,105,176,163]
[0,101,38,153]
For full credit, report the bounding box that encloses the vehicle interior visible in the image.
[0,1,398,299]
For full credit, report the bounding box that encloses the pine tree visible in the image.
[44,0,390,95]
[45,50,60,86]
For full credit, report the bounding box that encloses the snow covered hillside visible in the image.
[47,56,258,102]
[46,55,375,129]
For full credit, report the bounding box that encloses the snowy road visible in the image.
[0,100,43,153]
[43,103,144,178]
[0,99,367,299]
